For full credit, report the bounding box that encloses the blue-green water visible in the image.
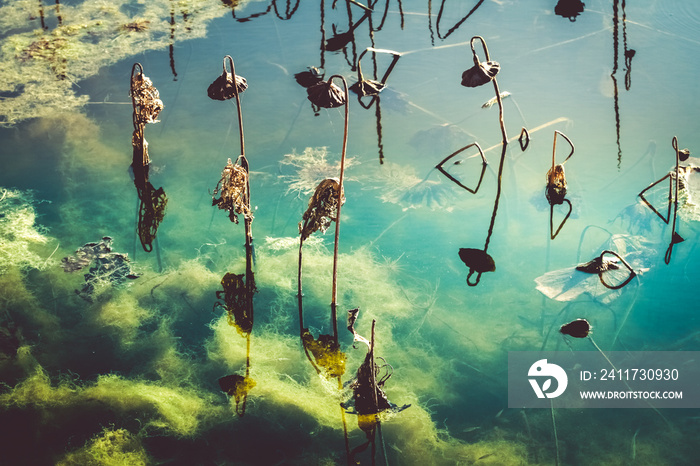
[1,0,699,464]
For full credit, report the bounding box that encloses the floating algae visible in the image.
[218,373,256,416]
[0,366,223,437]
[206,316,344,429]
[279,146,357,197]
[0,188,53,273]
[371,162,454,211]
[56,427,151,466]
[301,328,346,378]
[61,237,139,299]
[0,0,251,126]
[91,293,155,348]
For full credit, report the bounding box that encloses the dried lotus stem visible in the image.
[130,63,164,125]
[546,131,574,206]
[297,178,344,329]
[212,157,253,225]
[462,36,507,145]
[297,75,350,343]
[131,120,149,167]
[130,63,163,169]
[546,164,567,205]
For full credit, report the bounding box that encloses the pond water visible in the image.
[1,0,699,464]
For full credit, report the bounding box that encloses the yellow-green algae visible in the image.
[92,293,155,347]
[0,366,224,437]
[1,199,688,464]
[0,188,55,273]
[56,427,151,466]
[0,0,253,126]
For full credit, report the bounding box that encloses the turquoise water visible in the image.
[1,0,699,464]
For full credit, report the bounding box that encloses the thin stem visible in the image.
[338,374,351,465]
[330,74,349,341]
[470,36,507,145]
[589,336,618,372]
[551,130,557,176]
[228,57,254,251]
[298,238,305,335]
[665,136,681,264]
[370,319,378,411]
[550,399,560,466]
[492,77,508,145]
[229,56,245,157]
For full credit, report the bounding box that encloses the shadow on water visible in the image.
[428,0,485,45]
[350,47,402,164]
[611,0,636,169]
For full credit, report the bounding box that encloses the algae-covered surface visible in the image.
[1,0,700,464]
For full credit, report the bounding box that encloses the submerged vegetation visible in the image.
[0,188,53,273]
[0,0,246,126]
[2,1,700,465]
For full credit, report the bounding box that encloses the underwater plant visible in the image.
[56,427,151,466]
[207,55,258,417]
[0,0,249,127]
[279,146,357,197]
[0,188,53,273]
[218,372,255,417]
[214,272,256,337]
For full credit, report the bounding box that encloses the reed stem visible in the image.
[330,75,349,341]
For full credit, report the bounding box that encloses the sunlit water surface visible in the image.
[1,0,699,464]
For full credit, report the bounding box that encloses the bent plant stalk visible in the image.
[228,58,256,365]
[297,74,349,342]
[547,131,575,239]
[227,56,254,261]
[295,75,351,465]
[470,36,507,145]
[331,75,349,341]
[638,136,684,264]
[665,137,682,264]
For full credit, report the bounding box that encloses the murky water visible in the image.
[1,0,699,464]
